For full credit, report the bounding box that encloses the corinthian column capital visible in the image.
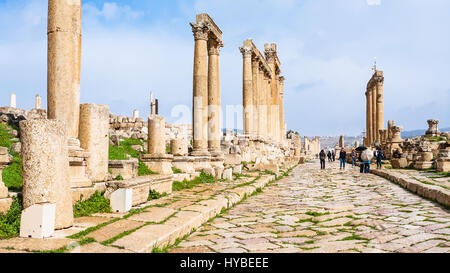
[208,39,223,56]
[239,46,253,57]
[190,22,209,41]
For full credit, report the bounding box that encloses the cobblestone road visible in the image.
[170,160,450,253]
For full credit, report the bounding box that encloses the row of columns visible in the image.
[365,69,384,145]
[241,40,286,143]
[190,14,224,157]
[7,93,42,109]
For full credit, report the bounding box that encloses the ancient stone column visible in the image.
[240,46,253,136]
[371,83,377,143]
[258,66,266,139]
[35,94,42,110]
[365,89,370,145]
[251,58,259,137]
[132,109,139,119]
[207,39,223,156]
[425,119,440,137]
[47,0,82,139]
[376,74,384,141]
[20,119,73,229]
[366,87,373,144]
[10,93,16,108]
[279,76,285,142]
[190,22,210,156]
[263,74,270,140]
[148,115,166,155]
[339,135,345,148]
[171,139,188,156]
[140,115,173,175]
[79,104,110,182]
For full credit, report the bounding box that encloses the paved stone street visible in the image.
[170,160,450,253]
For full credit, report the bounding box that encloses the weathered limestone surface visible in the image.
[79,103,110,182]
[47,0,82,139]
[20,119,73,229]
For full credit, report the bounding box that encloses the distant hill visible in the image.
[402,127,450,139]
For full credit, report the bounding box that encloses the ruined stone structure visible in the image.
[240,39,285,143]
[365,68,384,146]
[190,14,223,157]
[0,147,12,214]
[426,119,440,137]
[140,115,174,175]
[35,94,41,110]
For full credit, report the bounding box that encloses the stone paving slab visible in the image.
[0,238,76,252]
[87,219,144,242]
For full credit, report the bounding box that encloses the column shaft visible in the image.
[191,23,209,156]
[251,59,259,136]
[47,0,81,139]
[207,39,222,155]
[376,79,384,141]
[241,48,253,136]
[371,84,377,143]
[367,88,373,144]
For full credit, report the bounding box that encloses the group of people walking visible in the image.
[318,147,384,173]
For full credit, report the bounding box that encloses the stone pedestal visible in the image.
[109,159,139,180]
[20,119,73,229]
[140,154,174,175]
[172,156,195,174]
[68,138,92,188]
[79,104,110,182]
[414,152,434,170]
[435,149,450,172]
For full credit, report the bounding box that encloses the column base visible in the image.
[140,154,174,175]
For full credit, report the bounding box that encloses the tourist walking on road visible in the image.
[332,150,336,162]
[351,150,356,167]
[319,150,326,169]
[327,151,332,162]
[376,149,384,169]
[339,149,347,170]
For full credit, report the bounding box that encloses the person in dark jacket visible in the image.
[327,151,332,162]
[376,149,384,169]
[339,149,347,170]
[332,150,336,162]
[319,150,326,169]
[351,150,356,167]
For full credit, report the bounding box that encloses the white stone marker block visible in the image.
[233,165,243,174]
[110,189,132,213]
[223,168,233,181]
[20,203,56,239]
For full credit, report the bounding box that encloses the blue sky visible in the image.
[0,0,449,136]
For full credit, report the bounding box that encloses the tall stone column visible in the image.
[240,47,253,136]
[207,39,223,156]
[35,94,42,110]
[10,93,16,108]
[371,83,377,143]
[367,87,373,144]
[263,74,270,140]
[365,89,371,145]
[279,77,285,141]
[190,22,210,156]
[258,67,265,139]
[376,76,384,141]
[47,0,82,139]
[20,119,73,229]
[79,104,110,182]
[251,58,259,137]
